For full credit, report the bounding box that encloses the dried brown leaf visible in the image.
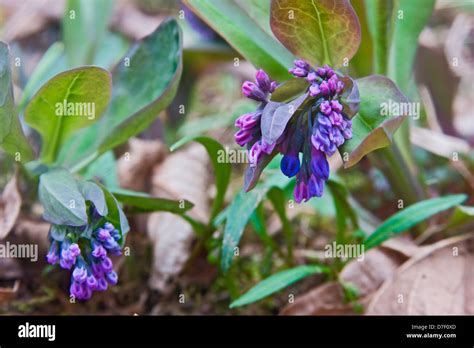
[281,238,418,315]
[147,144,210,292]
[117,138,166,192]
[0,173,21,240]
[367,234,474,314]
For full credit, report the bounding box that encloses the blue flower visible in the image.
[235,60,355,203]
[46,221,123,301]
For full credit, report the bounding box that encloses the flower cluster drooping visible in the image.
[234,69,278,164]
[235,60,354,203]
[46,222,122,300]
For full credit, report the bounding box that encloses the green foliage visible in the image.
[18,42,67,112]
[184,0,294,80]
[100,184,130,245]
[364,194,467,249]
[110,188,194,214]
[230,265,329,308]
[270,0,361,67]
[365,0,393,74]
[0,42,35,162]
[327,179,359,244]
[340,75,409,168]
[38,169,88,226]
[388,0,436,93]
[78,181,108,217]
[221,187,269,272]
[63,0,114,66]
[64,18,183,169]
[25,66,112,164]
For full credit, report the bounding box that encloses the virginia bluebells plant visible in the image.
[235,60,355,203]
[46,220,122,300]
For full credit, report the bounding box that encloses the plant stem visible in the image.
[70,151,100,174]
[375,144,424,205]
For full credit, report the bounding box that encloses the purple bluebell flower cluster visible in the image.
[235,70,278,165]
[235,60,353,203]
[46,222,121,300]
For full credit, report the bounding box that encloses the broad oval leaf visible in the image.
[170,135,230,221]
[230,265,328,308]
[38,168,88,226]
[184,0,294,81]
[340,75,409,168]
[110,188,194,214]
[97,18,183,155]
[25,66,111,164]
[364,194,467,250]
[270,0,361,68]
[0,42,35,161]
[261,93,307,145]
[78,181,108,216]
[61,18,183,169]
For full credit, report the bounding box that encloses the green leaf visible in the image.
[340,75,409,168]
[171,136,231,221]
[110,188,193,214]
[0,42,35,162]
[388,0,435,93]
[50,225,68,242]
[221,169,291,272]
[270,0,361,68]
[364,194,467,249]
[388,0,434,180]
[24,66,112,164]
[445,205,474,230]
[230,265,328,308]
[62,18,183,169]
[18,42,67,113]
[92,31,130,69]
[96,18,183,155]
[267,187,293,260]
[221,188,269,272]
[78,181,108,216]
[270,78,308,103]
[63,0,113,66]
[38,168,88,226]
[184,0,294,81]
[327,179,359,244]
[99,184,130,245]
[365,0,394,74]
[82,151,119,188]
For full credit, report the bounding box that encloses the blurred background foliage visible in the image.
[0,0,473,314]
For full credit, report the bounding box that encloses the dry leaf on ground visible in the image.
[0,0,64,41]
[147,144,210,293]
[367,234,474,314]
[0,173,22,240]
[0,257,22,304]
[117,138,166,192]
[281,238,418,315]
